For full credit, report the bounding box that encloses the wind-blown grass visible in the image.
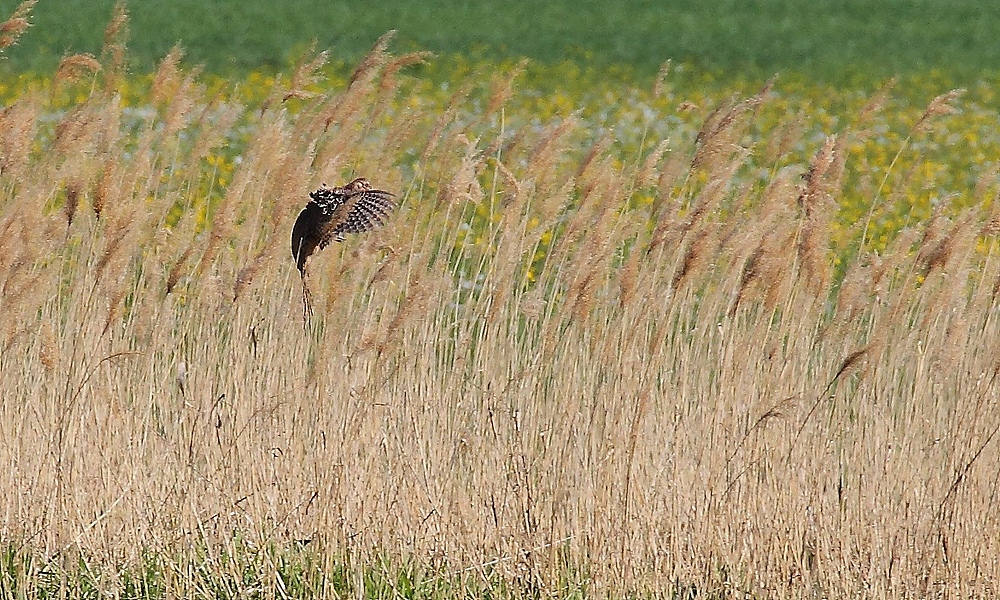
[3,5,1000,599]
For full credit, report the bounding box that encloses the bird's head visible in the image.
[343,178,372,192]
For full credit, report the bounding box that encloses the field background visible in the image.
[4,0,1000,81]
[4,1,1000,599]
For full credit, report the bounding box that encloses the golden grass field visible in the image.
[4,5,1000,599]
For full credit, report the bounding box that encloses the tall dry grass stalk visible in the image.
[0,0,34,51]
[2,27,1000,599]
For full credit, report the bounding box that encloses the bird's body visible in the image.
[291,177,395,277]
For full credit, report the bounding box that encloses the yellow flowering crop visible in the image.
[2,54,996,275]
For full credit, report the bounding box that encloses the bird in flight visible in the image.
[291,177,395,316]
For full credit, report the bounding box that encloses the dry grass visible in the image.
[2,12,1000,600]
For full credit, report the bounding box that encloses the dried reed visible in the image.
[2,20,1000,600]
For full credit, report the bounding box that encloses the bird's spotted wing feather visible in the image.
[332,189,396,238]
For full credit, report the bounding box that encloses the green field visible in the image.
[5,0,1000,82]
[3,2,1000,598]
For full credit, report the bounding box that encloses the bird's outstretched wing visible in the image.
[330,189,396,239]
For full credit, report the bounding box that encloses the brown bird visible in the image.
[291,177,395,276]
[291,177,395,317]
